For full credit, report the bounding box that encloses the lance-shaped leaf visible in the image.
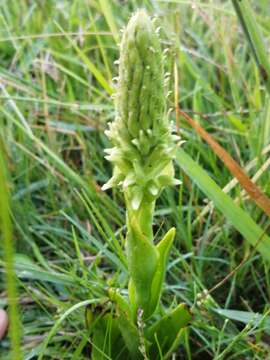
[148,227,175,317]
[126,218,158,319]
[145,303,192,359]
[91,313,127,360]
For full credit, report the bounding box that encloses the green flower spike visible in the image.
[103,9,181,320]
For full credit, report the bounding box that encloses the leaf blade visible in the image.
[176,148,270,262]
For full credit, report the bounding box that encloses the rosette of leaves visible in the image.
[92,9,191,359]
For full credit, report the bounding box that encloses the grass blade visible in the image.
[214,308,270,334]
[176,147,270,262]
[98,0,119,44]
[179,109,270,217]
[54,22,113,95]
[231,0,270,94]
[37,299,102,360]
[0,143,22,359]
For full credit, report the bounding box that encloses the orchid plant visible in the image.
[90,10,191,359]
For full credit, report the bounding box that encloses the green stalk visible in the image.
[231,0,270,94]
[0,143,22,359]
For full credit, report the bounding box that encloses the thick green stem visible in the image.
[126,195,154,239]
[125,193,158,318]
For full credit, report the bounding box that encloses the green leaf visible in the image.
[108,288,131,318]
[91,313,124,360]
[127,218,158,320]
[176,148,270,262]
[38,299,102,360]
[145,303,192,359]
[117,313,142,360]
[11,254,74,285]
[0,144,22,359]
[54,22,113,95]
[98,0,119,44]
[231,0,270,94]
[214,308,270,334]
[149,227,175,316]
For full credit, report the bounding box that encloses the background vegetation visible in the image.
[0,0,270,359]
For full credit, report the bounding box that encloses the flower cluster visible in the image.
[102,10,180,211]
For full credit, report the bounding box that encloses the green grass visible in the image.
[0,0,270,359]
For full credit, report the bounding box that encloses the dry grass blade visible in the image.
[194,144,270,224]
[178,109,270,217]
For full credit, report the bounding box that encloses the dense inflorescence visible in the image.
[102,9,180,209]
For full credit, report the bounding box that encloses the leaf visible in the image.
[98,0,119,44]
[214,308,270,334]
[38,299,101,360]
[91,313,125,360]
[127,218,158,320]
[145,303,192,359]
[179,110,270,217]
[54,22,113,95]
[108,289,142,359]
[108,288,131,318]
[117,313,142,360]
[12,254,74,285]
[0,144,22,359]
[176,147,270,262]
[149,227,175,316]
[231,0,270,95]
